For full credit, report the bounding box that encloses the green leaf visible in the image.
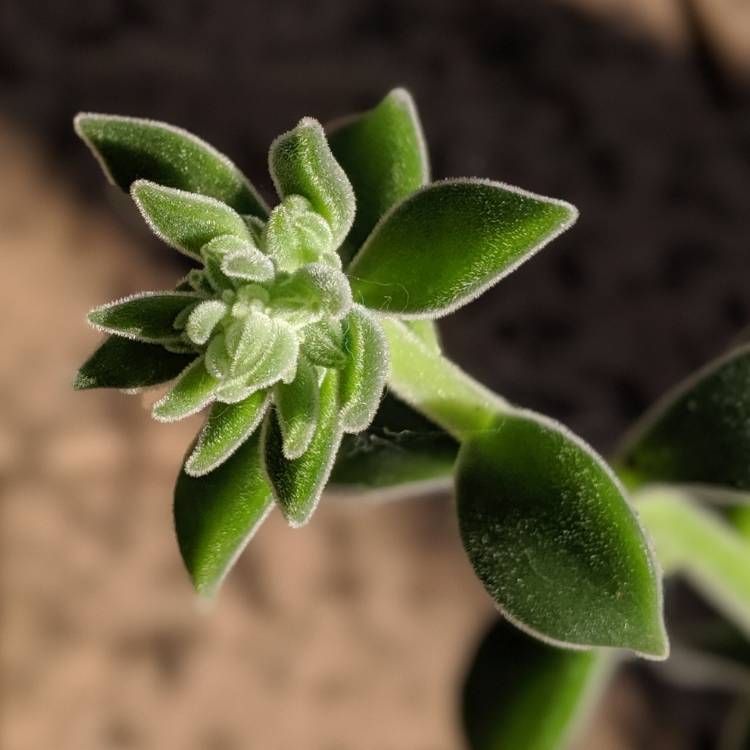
[456,409,668,658]
[263,369,342,526]
[347,179,577,318]
[638,488,750,638]
[618,344,750,493]
[87,291,200,344]
[152,356,220,422]
[269,118,355,248]
[74,113,267,217]
[221,247,275,283]
[74,336,195,390]
[463,619,611,750]
[274,357,320,459]
[271,263,352,326]
[185,300,228,346]
[339,306,388,433]
[328,88,429,250]
[264,195,338,272]
[331,392,458,492]
[175,430,273,597]
[300,320,347,368]
[131,180,252,260]
[185,390,270,477]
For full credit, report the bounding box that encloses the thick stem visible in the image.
[381,318,508,441]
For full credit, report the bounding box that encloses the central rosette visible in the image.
[174,195,353,407]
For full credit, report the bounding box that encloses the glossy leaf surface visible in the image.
[264,370,341,526]
[75,113,267,216]
[74,336,195,390]
[88,292,200,343]
[463,619,609,750]
[456,409,667,658]
[185,391,270,477]
[328,88,429,249]
[132,180,252,259]
[175,431,273,596]
[348,179,577,318]
[619,345,750,493]
[269,118,355,247]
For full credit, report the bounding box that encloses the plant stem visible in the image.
[385,317,750,639]
[382,318,508,441]
[636,486,750,638]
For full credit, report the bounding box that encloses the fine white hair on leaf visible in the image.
[268,116,356,248]
[151,356,220,423]
[185,392,272,477]
[347,177,579,320]
[185,300,228,346]
[86,290,203,344]
[130,180,252,260]
[73,112,269,216]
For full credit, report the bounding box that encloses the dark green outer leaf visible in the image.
[618,344,750,493]
[463,619,610,750]
[328,88,429,249]
[74,336,195,390]
[263,369,342,526]
[347,179,577,318]
[88,292,200,343]
[74,113,268,217]
[457,409,667,658]
[330,392,457,491]
[174,430,273,597]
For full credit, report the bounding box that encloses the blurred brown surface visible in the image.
[0,123,497,750]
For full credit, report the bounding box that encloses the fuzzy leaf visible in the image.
[213,319,299,404]
[131,180,252,260]
[264,369,342,526]
[463,619,610,750]
[175,431,273,597]
[185,300,228,346]
[331,393,458,492]
[221,248,275,282]
[185,391,270,477]
[618,344,750,493]
[74,113,267,217]
[272,263,352,325]
[274,357,320,459]
[347,179,577,318]
[74,336,195,390]
[87,292,200,343]
[339,306,388,433]
[269,118,355,247]
[456,409,668,658]
[300,320,347,368]
[264,195,337,272]
[152,356,220,422]
[328,88,429,250]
